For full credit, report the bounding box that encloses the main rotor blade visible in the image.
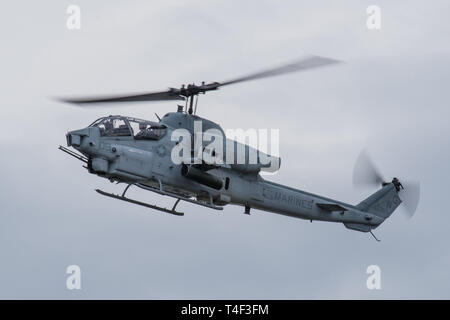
[59,90,185,105]
[219,55,341,87]
[57,55,341,106]
[353,150,385,187]
[399,180,420,218]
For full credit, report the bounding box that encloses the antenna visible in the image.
[369,230,381,242]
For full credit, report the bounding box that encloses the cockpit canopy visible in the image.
[89,116,167,140]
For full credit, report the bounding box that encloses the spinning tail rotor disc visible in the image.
[353,150,420,218]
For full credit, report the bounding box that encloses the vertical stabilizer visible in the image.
[356,183,402,219]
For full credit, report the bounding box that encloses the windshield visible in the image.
[128,119,167,140]
[91,117,132,137]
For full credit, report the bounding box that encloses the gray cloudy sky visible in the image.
[1,0,449,299]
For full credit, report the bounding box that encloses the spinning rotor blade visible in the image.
[219,55,340,87]
[58,55,340,106]
[398,180,420,218]
[60,90,185,105]
[352,150,385,187]
[352,150,421,219]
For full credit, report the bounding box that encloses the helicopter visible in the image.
[59,55,420,240]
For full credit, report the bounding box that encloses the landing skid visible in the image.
[95,189,184,216]
[96,179,224,216]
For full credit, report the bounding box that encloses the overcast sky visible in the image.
[1,0,449,299]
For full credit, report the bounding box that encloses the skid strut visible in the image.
[96,187,184,216]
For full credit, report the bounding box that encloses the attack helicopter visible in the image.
[59,55,420,240]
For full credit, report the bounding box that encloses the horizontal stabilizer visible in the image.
[316,203,348,212]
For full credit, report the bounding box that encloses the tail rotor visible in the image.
[399,180,420,218]
[352,150,420,218]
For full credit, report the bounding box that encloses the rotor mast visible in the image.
[179,81,219,114]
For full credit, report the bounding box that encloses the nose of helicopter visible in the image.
[66,128,90,147]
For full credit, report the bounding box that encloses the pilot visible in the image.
[102,119,114,136]
[135,123,148,139]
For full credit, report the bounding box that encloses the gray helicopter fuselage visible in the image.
[66,112,391,231]
[61,55,409,234]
